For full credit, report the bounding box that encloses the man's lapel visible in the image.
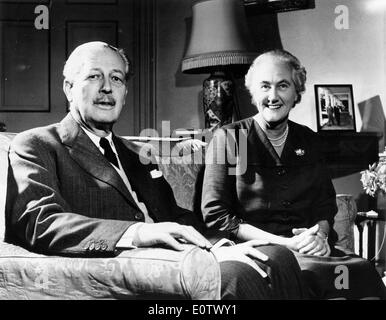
[58,113,140,210]
[115,136,166,220]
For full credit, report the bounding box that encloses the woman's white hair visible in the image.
[245,49,307,104]
[63,41,131,83]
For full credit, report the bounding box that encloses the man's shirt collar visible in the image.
[81,126,115,152]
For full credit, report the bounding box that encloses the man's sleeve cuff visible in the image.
[116,222,144,249]
[210,238,236,252]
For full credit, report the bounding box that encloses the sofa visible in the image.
[0,131,358,299]
[0,132,221,299]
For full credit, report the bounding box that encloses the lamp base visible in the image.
[203,71,234,131]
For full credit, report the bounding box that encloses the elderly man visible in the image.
[5,42,305,299]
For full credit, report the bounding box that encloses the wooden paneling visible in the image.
[0,0,157,135]
[0,20,49,111]
[132,0,156,133]
[66,21,118,56]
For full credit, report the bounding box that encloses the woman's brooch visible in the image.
[295,149,305,156]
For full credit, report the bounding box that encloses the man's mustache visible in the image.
[94,96,116,105]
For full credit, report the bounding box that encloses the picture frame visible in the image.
[314,84,356,132]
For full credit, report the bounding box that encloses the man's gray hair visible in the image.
[63,41,131,83]
[245,49,307,104]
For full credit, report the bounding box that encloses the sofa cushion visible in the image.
[158,151,205,212]
[0,242,220,299]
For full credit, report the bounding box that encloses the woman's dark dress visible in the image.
[202,117,385,299]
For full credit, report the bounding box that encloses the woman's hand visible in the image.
[289,224,331,257]
[284,224,318,251]
[306,235,331,256]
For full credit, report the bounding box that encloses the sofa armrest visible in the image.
[0,242,221,300]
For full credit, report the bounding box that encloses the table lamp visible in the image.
[181,0,257,131]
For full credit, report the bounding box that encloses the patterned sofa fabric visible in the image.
[0,242,220,300]
[157,151,205,212]
[0,132,221,300]
[334,194,357,253]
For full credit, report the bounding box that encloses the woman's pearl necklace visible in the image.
[266,125,289,147]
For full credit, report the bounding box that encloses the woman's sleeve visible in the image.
[311,139,338,230]
[201,128,243,237]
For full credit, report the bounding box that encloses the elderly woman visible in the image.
[202,49,386,299]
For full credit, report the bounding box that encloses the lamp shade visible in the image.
[182,0,257,74]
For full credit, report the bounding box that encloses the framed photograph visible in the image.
[314,84,356,132]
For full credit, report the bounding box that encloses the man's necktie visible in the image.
[99,137,119,167]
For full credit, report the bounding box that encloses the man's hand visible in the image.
[290,224,330,256]
[132,222,212,251]
[213,240,270,278]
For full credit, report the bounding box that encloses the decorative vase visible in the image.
[202,71,234,131]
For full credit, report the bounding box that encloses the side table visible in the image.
[356,210,386,272]
[356,212,378,263]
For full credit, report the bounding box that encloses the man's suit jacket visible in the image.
[5,113,189,256]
